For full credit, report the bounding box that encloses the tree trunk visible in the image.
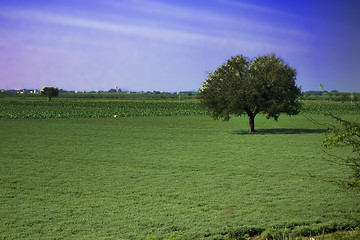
[248,114,255,133]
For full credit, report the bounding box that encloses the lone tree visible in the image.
[41,87,59,102]
[199,54,302,132]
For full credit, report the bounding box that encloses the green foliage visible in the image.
[330,228,360,240]
[40,87,59,102]
[0,90,16,97]
[259,221,356,239]
[225,226,264,239]
[322,114,360,152]
[302,89,360,102]
[321,113,360,192]
[199,54,301,132]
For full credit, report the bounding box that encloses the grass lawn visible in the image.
[1,114,359,239]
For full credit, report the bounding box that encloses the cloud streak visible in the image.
[215,0,300,19]
[0,7,220,46]
[0,1,311,53]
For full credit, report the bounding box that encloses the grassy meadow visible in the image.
[1,97,359,239]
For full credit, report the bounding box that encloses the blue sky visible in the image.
[0,0,359,92]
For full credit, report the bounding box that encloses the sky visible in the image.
[0,0,359,92]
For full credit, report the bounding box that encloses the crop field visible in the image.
[0,98,207,119]
[1,97,359,239]
[0,96,359,119]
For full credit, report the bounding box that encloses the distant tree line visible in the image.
[0,88,199,99]
[301,91,360,102]
[1,88,359,102]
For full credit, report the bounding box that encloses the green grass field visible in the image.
[1,110,359,239]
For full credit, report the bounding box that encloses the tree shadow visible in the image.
[231,128,327,135]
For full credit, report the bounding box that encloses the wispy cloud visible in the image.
[215,0,300,19]
[0,5,294,52]
[2,0,312,48]
[0,7,210,45]
[107,0,310,37]
[104,0,228,25]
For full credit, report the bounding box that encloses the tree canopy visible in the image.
[199,54,302,132]
[41,87,59,102]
